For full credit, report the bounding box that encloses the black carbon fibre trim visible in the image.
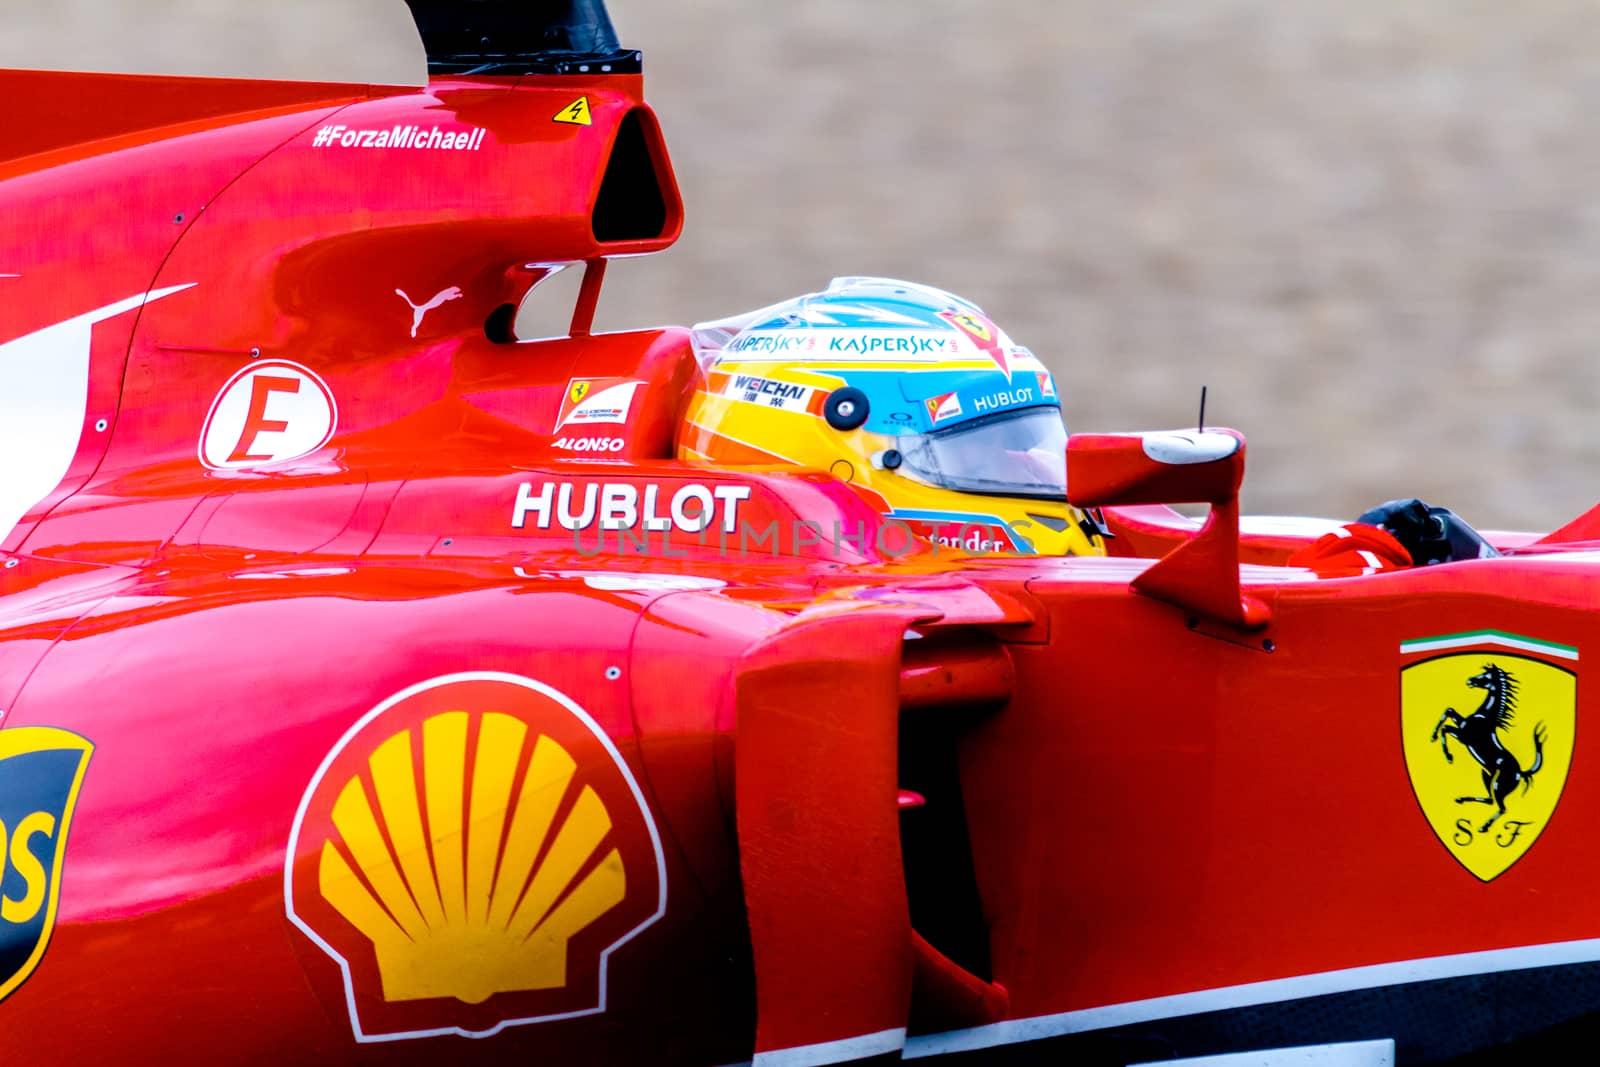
[402,0,642,76]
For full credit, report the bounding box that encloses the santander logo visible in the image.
[199,360,337,470]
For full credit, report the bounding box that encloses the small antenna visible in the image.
[1197,385,1207,432]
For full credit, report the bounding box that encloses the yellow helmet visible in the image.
[678,277,1102,556]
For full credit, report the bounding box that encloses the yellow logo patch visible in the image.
[286,674,665,1042]
[553,96,592,126]
[0,726,93,1003]
[568,380,592,405]
[945,311,992,343]
[1401,634,1577,881]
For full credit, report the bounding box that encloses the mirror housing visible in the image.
[1066,429,1244,507]
[1067,428,1268,630]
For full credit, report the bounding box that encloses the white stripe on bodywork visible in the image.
[1130,1038,1395,1067]
[752,1027,906,1066]
[0,284,194,544]
[903,936,1600,1057]
[1113,512,1347,538]
[1239,515,1347,537]
[1499,549,1600,564]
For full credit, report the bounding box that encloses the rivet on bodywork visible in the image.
[605,666,622,680]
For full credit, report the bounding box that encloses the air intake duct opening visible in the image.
[591,108,673,244]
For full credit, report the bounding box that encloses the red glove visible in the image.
[1287,523,1413,576]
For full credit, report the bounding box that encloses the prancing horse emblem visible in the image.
[1431,664,1546,833]
[1400,635,1576,881]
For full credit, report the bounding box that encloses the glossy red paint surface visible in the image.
[6,28,1600,1067]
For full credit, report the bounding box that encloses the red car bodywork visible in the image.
[4,8,1600,1066]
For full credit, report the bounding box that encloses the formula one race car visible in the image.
[4,3,1600,1066]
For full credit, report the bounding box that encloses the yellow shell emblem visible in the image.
[319,714,624,1003]
[1400,632,1577,882]
[287,674,666,1041]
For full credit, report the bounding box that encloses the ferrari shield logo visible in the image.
[924,391,962,424]
[568,380,591,405]
[943,311,993,343]
[1400,632,1577,881]
[938,310,1010,376]
[0,726,94,1002]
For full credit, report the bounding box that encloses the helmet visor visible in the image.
[896,408,1067,498]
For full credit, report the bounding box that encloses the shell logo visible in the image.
[285,673,666,1042]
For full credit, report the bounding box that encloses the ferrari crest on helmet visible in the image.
[1400,631,1577,881]
[941,310,992,343]
[0,726,93,1003]
[924,391,962,424]
[938,309,1010,376]
[286,673,666,1041]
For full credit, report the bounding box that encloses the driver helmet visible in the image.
[677,277,1102,556]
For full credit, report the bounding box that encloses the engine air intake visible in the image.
[591,109,672,244]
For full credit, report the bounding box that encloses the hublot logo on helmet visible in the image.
[971,388,1035,413]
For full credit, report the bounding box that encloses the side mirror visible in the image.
[1066,428,1267,630]
[1065,429,1244,508]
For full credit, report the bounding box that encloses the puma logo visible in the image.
[396,286,464,337]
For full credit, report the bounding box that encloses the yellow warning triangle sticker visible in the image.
[553,96,592,126]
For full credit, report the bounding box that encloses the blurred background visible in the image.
[2,0,1596,530]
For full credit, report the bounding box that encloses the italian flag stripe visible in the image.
[1400,629,1579,661]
